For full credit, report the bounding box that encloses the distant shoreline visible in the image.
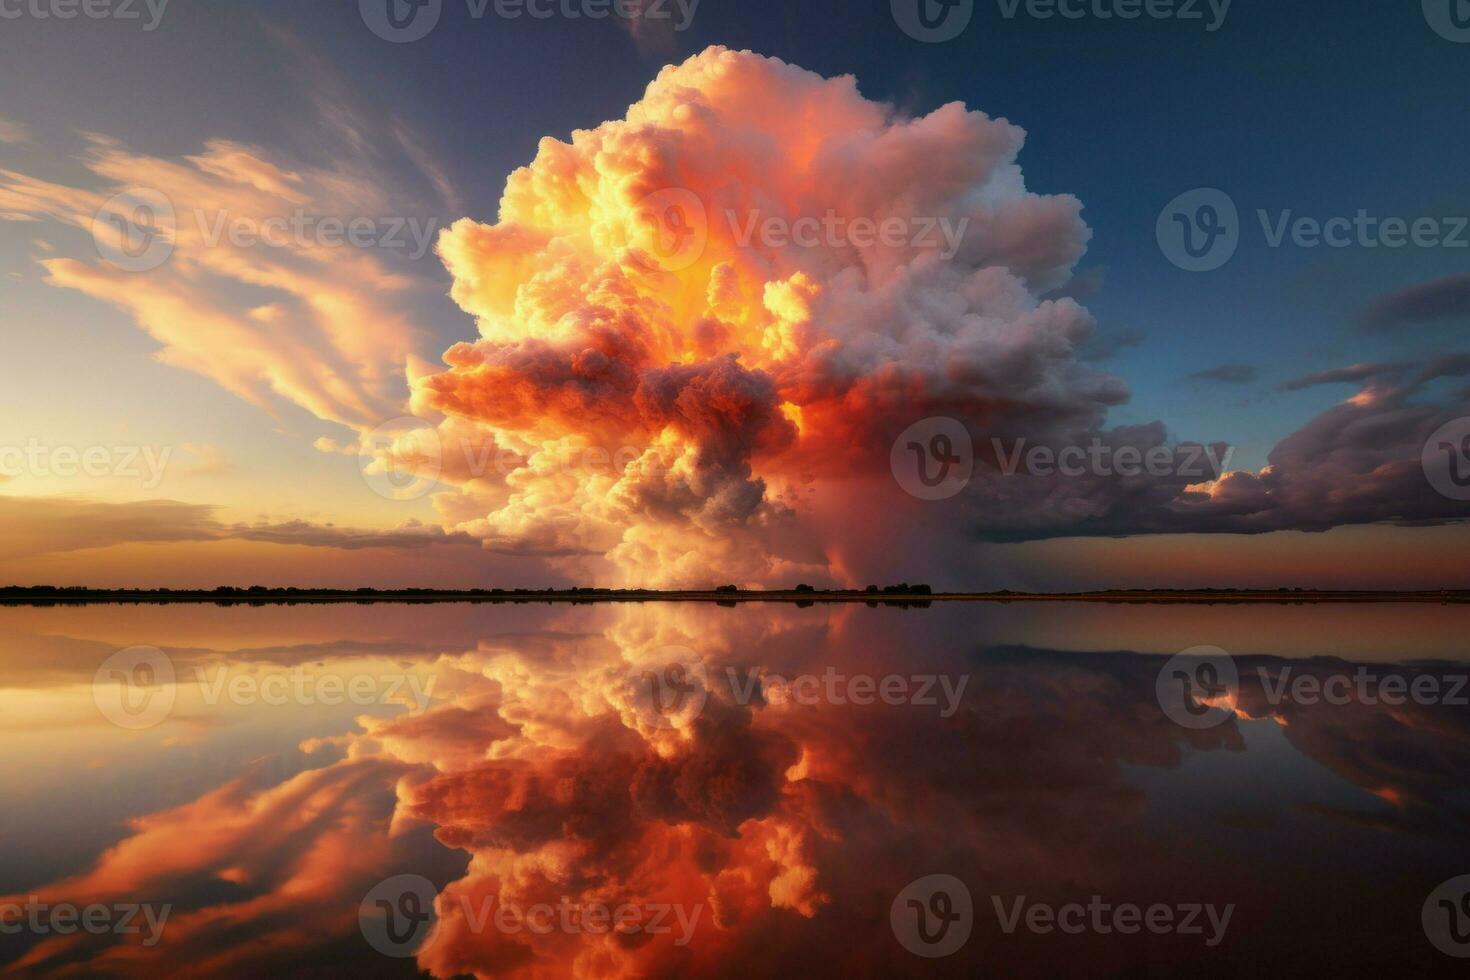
[2,587,1467,606]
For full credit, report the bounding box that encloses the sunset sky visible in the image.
[2,0,1469,590]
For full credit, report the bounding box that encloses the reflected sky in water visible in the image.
[2,601,1468,977]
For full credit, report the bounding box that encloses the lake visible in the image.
[2,600,1468,977]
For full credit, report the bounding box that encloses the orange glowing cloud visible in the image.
[0,757,426,978]
[0,132,432,430]
[405,46,1114,587]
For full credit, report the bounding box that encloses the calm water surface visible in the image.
[2,601,1468,977]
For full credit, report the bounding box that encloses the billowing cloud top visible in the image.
[411,46,1125,586]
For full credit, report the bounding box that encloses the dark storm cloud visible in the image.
[972,354,1470,542]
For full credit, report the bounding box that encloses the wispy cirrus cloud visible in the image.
[0,135,433,430]
[0,29,457,438]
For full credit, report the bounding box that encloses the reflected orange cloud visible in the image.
[5,601,1468,977]
[1,758,424,978]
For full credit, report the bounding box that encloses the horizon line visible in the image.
[2,585,1468,606]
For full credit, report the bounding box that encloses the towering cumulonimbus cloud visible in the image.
[413,45,1124,587]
